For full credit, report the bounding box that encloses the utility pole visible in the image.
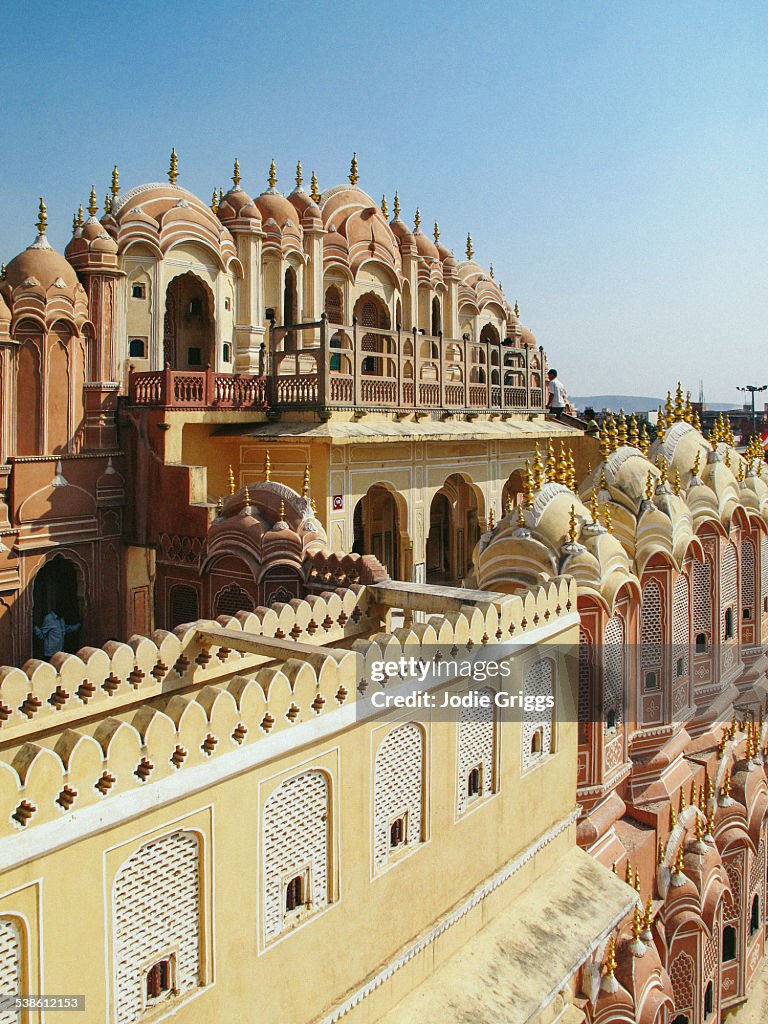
[736,384,767,442]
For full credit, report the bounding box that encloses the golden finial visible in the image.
[228,465,235,495]
[87,184,98,218]
[656,406,665,435]
[674,843,685,876]
[707,800,715,836]
[434,220,440,244]
[211,189,219,214]
[517,502,526,527]
[302,464,311,499]
[645,469,655,501]
[279,498,286,522]
[589,489,600,524]
[672,468,681,496]
[264,449,271,482]
[393,191,400,219]
[674,382,685,421]
[658,837,666,864]
[532,443,544,490]
[684,392,693,423]
[310,172,320,203]
[698,783,705,808]
[586,461,592,477]
[414,207,421,231]
[692,449,701,479]
[310,496,318,514]
[216,495,223,514]
[568,504,578,545]
[737,458,745,483]
[695,812,704,842]
[599,425,612,459]
[466,233,474,260]
[557,442,569,486]
[632,903,643,941]
[488,506,496,530]
[71,211,78,233]
[77,204,83,227]
[679,786,686,812]
[635,867,641,892]
[268,159,277,190]
[111,165,120,197]
[707,774,714,802]
[639,422,651,456]
[600,467,608,492]
[567,448,577,491]
[603,503,613,533]
[294,160,302,189]
[489,264,494,279]
[523,461,535,508]
[724,448,731,468]
[36,197,48,236]
[0,263,5,279]
[658,454,668,485]
[604,935,617,977]
[168,148,179,185]
[694,409,702,431]
[644,896,653,931]
[690,779,697,806]
[625,860,633,885]
[670,804,677,828]
[546,439,557,481]
[617,410,628,447]
[104,193,112,213]
[349,152,359,185]
[244,483,251,510]
[629,412,640,448]
[218,187,224,206]
[758,460,763,479]
[381,195,388,218]
[665,390,674,428]
[606,414,619,453]
[723,770,732,798]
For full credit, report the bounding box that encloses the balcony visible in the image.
[128,317,546,416]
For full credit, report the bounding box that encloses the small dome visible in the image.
[4,236,80,295]
[218,187,261,226]
[390,216,415,246]
[65,216,119,271]
[289,189,323,230]
[413,230,439,261]
[256,188,302,230]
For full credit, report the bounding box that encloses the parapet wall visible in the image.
[0,577,577,839]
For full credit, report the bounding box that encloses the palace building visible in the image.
[0,153,766,1024]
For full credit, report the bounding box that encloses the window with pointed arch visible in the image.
[373,723,425,872]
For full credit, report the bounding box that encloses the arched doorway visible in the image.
[352,485,402,579]
[163,273,214,370]
[284,266,298,352]
[32,555,82,658]
[438,474,481,582]
[354,294,390,376]
[426,492,451,583]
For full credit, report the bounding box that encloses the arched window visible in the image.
[704,982,714,1019]
[606,709,617,731]
[263,771,330,942]
[522,659,555,771]
[725,606,734,641]
[373,724,424,870]
[695,632,707,654]
[214,584,254,619]
[169,585,199,628]
[283,267,298,351]
[431,297,441,336]
[324,285,342,325]
[113,831,201,1023]
[722,924,736,961]
[129,338,146,358]
[530,728,543,754]
[751,893,760,936]
[456,686,495,815]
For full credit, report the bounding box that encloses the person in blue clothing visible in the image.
[34,610,80,660]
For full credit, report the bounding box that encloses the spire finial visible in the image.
[216,495,224,515]
[568,504,578,545]
[645,469,654,502]
[644,896,653,931]
[111,164,120,198]
[673,468,681,495]
[665,389,674,428]
[36,197,47,236]
[349,152,359,185]
[104,193,112,214]
[466,233,474,260]
[617,409,628,447]
[517,502,526,528]
[244,483,251,511]
[268,159,277,190]
[295,160,302,189]
[434,220,440,243]
[674,381,685,421]
[233,158,241,188]
[523,461,535,509]
[629,412,640,448]
[264,449,271,482]
[546,438,557,482]
[602,502,613,533]
[72,211,78,233]
[414,207,421,232]
[228,465,236,495]
[381,195,388,218]
[632,903,643,942]
[310,171,320,203]
[692,449,701,478]
[639,421,650,456]
[488,506,495,530]
[211,189,219,214]
[489,264,494,279]
[604,935,617,978]
[88,184,98,218]
[77,204,83,227]
[393,192,400,219]
[589,489,600,525]
[658,454,669,485]
[302,464,311,499]
[168,148,179,185]
[279,498,286,522]
[532,442,544,490]
[514,299,520,317]
[673,843,685,877]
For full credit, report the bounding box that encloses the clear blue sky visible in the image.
[1,0,766,404]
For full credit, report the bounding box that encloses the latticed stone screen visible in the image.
[641,580,662,669]
[577,628,591,744]
[522,659,554,772]
[0,919,21,1024]
[603,615,624,727]
[456,687,494,815]
[263,771,329,942]
[742,538,756,611]
[721,542,738,642]
[693,557,712,638]
[762,537,768,611]
[213,583,254,619]
[373,724,423,870]
[672,574,690,675]
[669,949,695,1012]
[113,830,200,1024]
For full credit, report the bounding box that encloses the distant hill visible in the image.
[571,395,735,414]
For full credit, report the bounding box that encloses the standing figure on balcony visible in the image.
[546,368,568,420]
[34,610,80,661]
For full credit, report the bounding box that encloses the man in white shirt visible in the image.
[546,369,568,419]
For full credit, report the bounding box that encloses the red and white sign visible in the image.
[761,430,768,450]
[332,495,344,511]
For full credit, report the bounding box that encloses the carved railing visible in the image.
[129,366,268,410]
